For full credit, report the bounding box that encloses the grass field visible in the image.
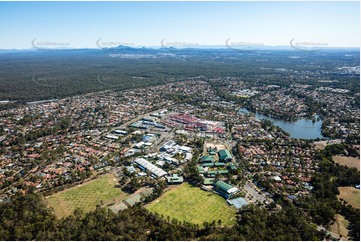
[338,186,360,208]
[328,214,349,239]
[47,174,125,218]
[314,141,327,150]
[333,156,360,170]
[146,183,236,226]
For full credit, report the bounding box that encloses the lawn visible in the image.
[146,183,237,226]
[46,174,125,218]
[338,186,360,208]
[333,156,360,170]
[313,141,327,150]
[328,214,349,239]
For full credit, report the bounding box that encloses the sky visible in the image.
[0,1,359,49]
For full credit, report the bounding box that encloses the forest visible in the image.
[0,47,359,106]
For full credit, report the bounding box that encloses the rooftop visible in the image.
[134,158,167,177]
[218,149,232,161]
[166,174,184,183]
[227,197,248,209]
[214,181,237,194]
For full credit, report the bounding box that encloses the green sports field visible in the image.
[146,183,236,226]
[46,174,125,218]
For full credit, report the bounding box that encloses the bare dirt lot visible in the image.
[333,156,360,170]
[204,142,226,150]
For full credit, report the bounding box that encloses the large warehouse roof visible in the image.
[218,149,232,161]
[214,181,238,194]
[134,158,167,177]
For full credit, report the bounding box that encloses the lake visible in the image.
[238,108,324,140]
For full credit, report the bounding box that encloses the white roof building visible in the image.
[114,130,128,135]
[134,158,167,177]
[161,140,176,150]
[105,134,119,140]
[178,146,192,153]
[133,141,145,149]
[273,176,282,182]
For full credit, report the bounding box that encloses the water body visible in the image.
[239,108,324,140]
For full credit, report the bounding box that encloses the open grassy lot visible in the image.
[328,214,349,239]
[47,174,125,218]
[338,186,360,208]
[146,183,236,226]
[313,141,327,150]
[333,156,360,170]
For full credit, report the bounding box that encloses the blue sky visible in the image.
[0,1,359,49]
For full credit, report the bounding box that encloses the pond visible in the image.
[239,108,324,140]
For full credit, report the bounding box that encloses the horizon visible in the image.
[1,44,360,51]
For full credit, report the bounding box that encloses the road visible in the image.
[113,108,165,130]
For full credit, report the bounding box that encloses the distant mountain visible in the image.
[114,45,136,51]
[0,45,358,54]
